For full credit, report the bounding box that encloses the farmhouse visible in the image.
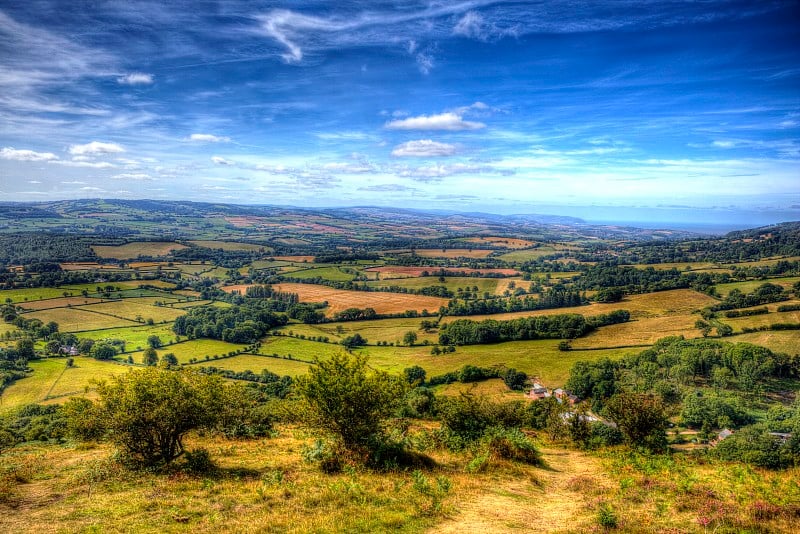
[526,382,550,400]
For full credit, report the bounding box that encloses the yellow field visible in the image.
[187,354,312,376]
[266,283,449,316]
[272,255,315,262]
[732,330,800,354]
[92,241,188,259]
[714,276,800,297]
[24,308,138,331]
[76,300,185,323]
[724,309,800,332]
[441,289,717,324]
[464,236,536,248]
[127,339,247,364]
[276,317,441,345]
[570,315,701,348]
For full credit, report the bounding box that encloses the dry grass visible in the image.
[76,300,185,323]
[188,240,270,252]
[92,242,188,260]
[714,276,800,297]
[272,255,316,262]
[571,315,701,348]
[732,331,800,354]
[366,266,519,279]
[411,249,495,259]
[17,297,105,310]
[270,283,449,316]
[724,309,800,332]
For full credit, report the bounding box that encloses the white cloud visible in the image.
[322,162,375,173]
[61,181,87,185]
[117,73,154,85]
[416,52,434,75]
[69,141,125,155]
[52,160,116,169]
[385,112,485,131]
[454,12,485,39]
[113,173,153,181]
[391,140,457,157]
[0,147,58,161]
[79,186,103,191]
[211,156,235,165]
[712,140,736,148]
[27,180,41,184]
[186,133,231,143]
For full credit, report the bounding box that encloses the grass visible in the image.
[570,315,702,348]
[366,276,514,295]
[76,323,178,351]
[0,287,76,303]
[276,317,441,345]
[23,308,139,332]
[713,276,800,297]
[188,354,312,376]
[76,300,186,323]
[0,357,128,409]
[92,241,188,259]
[497,246,559,262]
[17,297,106,310]
[462,236,536,249]
[410,249,495,259]
[127,339,248,364]
[724,308,800,332]
[731,330,800,354]
[284,266,360,282]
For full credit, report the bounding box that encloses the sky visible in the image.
[0,0,798,227]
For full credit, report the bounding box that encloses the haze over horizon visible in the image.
[1,1,798,228]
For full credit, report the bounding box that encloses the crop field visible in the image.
[271,255,316,262]
[365,266,519,278]
[17,296,105,310]
[570,315,701,349]
[187,240,271,252]
[60,280,176,292]
[92,241,188,259]
[127,339,247,364]
[24,308,138,332]
[440,289,717,325]
[713,276,800,297]
[77,323,178,350]
[496,246,560,262]
[187,354,312,376]
[59,262,120,271]
[76,300,185,323]
[463,236,536,248]
[366,276,513,295]
[270,283,449,316]
[0,357,128,409]
[258,336,344,362]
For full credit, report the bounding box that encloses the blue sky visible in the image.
[0,0,798,226]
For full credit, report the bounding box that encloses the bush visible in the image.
[478,427,541,465]
[181,448,216,475]
[95,368,228,467]
[296,352,407,464]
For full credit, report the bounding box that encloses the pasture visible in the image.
[0,287,77,303]
[270,283,449,316]
[187,354,312,376]
[127,339,248,364]
[713,276,800,297]
[76,300,185,323]
[0,357,128,409]
[284,266,359,282]
[723,309,800,332]
[92,241,188,259]
[497,247,560,262]
[365,266,519,279]
[570,315,701,348]
[17,297,105,310]
[77,323,178,350]
[733,330,800,354]
[410,249,495,259]
[276,316,441,345]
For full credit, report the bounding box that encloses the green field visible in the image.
[187,354,312,376]
[187,240,272,252]
[276,316,441,345]
[496,246,559,262]
[732,330,800,354]
[0,357,128,410]
[0,287,77,303]
[714,276,800,297]
[127,339,249,364]
[77,323,178,351]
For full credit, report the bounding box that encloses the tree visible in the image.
[161,353,178,366]
[403,331,418,346]
[503,368,528,391]
[603,393,668,452]
[143,347,158,366]
[91,343,117,361]
[15,338,35,360]
[94,368,226,466]
[147,335,162,349]
[403,365,427,385]
[340,333,367,350]
[296,352,406,460]
[46,340,62,355]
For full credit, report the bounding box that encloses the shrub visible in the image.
[478,427,541,465]
[181,448,216,475]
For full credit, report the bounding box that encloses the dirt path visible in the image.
[431,447,609,533]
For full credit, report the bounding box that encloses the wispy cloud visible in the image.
[391,140,457,157]
[0,147,58,161]
[211,156,235,165]
[112,173,153,181]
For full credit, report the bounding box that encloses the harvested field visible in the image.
[724,309,800,332]
[440,289,717,324]
[714,276,800,297]
[366,266,519,279]
[270,283,449,316]
[733,331,800,354]
[59,262,119,271]
[570,315,701,348]
[463,236,535,248]
[92,241,187,259]
[24,308,138,331]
